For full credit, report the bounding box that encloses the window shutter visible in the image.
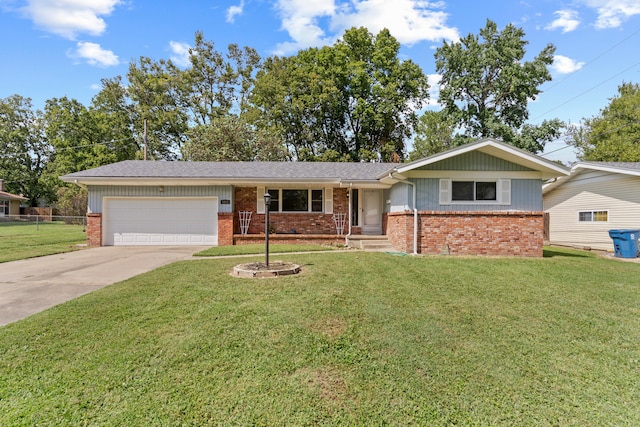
[324,187,333,214]
[499,179,511,205]
[439,179,451,205]
[257,186,265,214]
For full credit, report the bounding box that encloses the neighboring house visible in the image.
[543,161,640,251]
[61,138,569,256]
[0,179,27,217]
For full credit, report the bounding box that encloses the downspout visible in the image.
[345,182,353,247]
[404,179,418,256]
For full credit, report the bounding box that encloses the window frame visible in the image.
[451,179,498,203]
[266,188,324,213]
[578,210,609,223]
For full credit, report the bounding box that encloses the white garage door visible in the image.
[104,198,218,246]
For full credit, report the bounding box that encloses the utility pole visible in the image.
[143,119,148,160]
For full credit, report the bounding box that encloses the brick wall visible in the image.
[384,212,415,254]
[218,212,234,246]
[386,211,544,257]
[233,187,349,236]
[87,213,102,246]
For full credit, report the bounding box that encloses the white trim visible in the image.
[324,187,333,214]
[257,186,266,214]
[406,170,543,179]
[439,179,451,205]
[499,179,511,206]
[439,178,511,205]
[264,188,326,213]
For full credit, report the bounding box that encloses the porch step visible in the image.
[348,236,397,252]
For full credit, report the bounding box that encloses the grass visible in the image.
[0,221,86,262]
[1,248,639,425]
[195,243,341,257]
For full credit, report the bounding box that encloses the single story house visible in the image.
[543,161,640,251]
[0,179,27,217]
[61,138,569,256]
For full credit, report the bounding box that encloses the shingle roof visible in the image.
[61,160,396,182]
[577,161,640,172]
[0,190,28,201]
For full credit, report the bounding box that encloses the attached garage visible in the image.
[103,197,218,246]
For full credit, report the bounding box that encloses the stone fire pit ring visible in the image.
[232,261,302,278]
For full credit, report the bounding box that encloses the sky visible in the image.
[1,0,640,165]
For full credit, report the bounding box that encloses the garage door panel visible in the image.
[104,198,218,246]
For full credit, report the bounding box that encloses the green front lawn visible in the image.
[1,249,639,425]
[0,221,86,262]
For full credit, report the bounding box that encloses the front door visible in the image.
[362,189,382,235]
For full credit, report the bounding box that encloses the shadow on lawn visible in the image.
[543,248,593,258]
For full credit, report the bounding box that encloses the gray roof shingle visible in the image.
[62,160,396,181]
[577,161,640,172]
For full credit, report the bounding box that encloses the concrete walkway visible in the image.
[0,246,207,327]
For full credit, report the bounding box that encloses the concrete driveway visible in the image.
[0,246,207,327]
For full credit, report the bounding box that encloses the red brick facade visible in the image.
[218,212,234,246]
[87,213,102,246]
[233,187,349,237]
[385,211,544,257]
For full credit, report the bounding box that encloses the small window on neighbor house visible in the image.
[452,181,497,202]
[578,210,608,222]
[0,200,8,215]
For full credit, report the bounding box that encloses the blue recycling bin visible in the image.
[608,229,640,258]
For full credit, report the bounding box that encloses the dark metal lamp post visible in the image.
[264,192,271,267]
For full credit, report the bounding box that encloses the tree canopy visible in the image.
[434,19,563,153]
[250,27,429,162]
[568,82,640,161]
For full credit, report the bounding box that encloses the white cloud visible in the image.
[169,41,192,67]
[20,0,122,39]
[273,0,459,55]
[274,0,337,54]
[546,9,580,32]
[332,0,459,45]
[226,1,244,23]
[71,42,119,67]
[581,0,640,28]
[551,55,585,74]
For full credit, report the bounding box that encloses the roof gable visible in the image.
[412,150,534,172]
[395,138,569,180]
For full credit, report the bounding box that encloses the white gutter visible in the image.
[344,182,353,247]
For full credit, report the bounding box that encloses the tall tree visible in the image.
[409,110,456,160]
[568,82,640,161]
[127,31,263,159]
[178,31,261,124]
[91,76,138,161]
[182,116,288,161]
[250,27,429,162]
[127,56,188,160]
[435,19,562,153]
[0,95,51,205]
